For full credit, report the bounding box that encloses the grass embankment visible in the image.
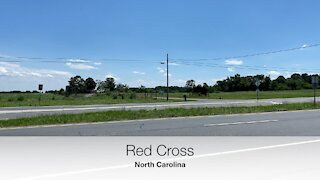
[171,89,318,99]
[1,102,319,128]
[0,93,180,107]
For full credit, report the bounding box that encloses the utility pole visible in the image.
[166,53,169,101]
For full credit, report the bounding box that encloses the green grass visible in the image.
[0,93,180,107]
[171,89,318,99]
[1,102,319,128]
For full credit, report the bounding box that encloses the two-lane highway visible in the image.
[0,96,319,120]
[0,109,319,136]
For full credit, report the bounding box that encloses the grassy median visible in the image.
[171,89,319,99]
[0,102,319,128]
[0,93,180,107]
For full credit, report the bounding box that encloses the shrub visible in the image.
[129,93,136,99]
[112,94,118,99]
[17,96,24,101]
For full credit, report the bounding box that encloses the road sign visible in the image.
[255,80,261,102]
[255,80,261,87]
[312,76,319,88]
[38,84,43,91]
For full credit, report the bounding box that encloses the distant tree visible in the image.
[106,77,116,91]
[275,76,286,84]
[193,84,203,95]
[68,75,85,94]
[96,77,116,93]
[185,80,196,92]
[58,88,65,95]
[116,83,129,93]
[202,83,209,96]
[85,77,97,92]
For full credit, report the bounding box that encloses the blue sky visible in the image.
[1,0,320,91]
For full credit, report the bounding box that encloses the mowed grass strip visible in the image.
[171,89,319,99]
[0,93,180,107]
[0,103,319,128]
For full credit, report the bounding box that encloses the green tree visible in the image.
[85,77,97,92]
[202,83,209,95]
[106,77,116,91]
[185,80,196,92]
[116,83,129,93]
[68,75,85,94]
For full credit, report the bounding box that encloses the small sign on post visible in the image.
[38,84,43,105]
[38,84,43,91]
[255,79,261,102]
[311,76,318,106]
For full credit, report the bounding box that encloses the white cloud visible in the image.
[301,44,308,48]
[268,70,281,76]
[0,66,8,74]
[133,71,146,75]
[105,73,120,81]
[168,62,179,66]
[93,62,102,65]
[267,70,303,79]
[227,67,235,72]
[157,67,168,76]
[65,59,101,70]
[267,70,281,79]
[66,62,96,70]
[225,59,243,65]
[171,79,185,86]
[212,77,226,85]
[0,62,71,78]
[67,59,90,63]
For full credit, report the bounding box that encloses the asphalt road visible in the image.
[0,109,319,136]
[0,96,319,120]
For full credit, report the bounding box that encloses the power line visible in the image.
[171,43,320,62]
[1,43,319,63]
[1,42,320,73]
[177,61,320,73]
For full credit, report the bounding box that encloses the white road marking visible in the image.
[12,138,320,180]
[270,101,282,105]
[1,108,320,130]
[0,101,259,114]
[204,119,279,127]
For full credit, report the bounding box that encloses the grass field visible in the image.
[0,93,180,107]
[0,102,319,128]
[171,89,318,99]
[0,90,318,107]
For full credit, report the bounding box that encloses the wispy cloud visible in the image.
[0,62,71,78]
[67,59,90,63]
[225,59,243,65]
[93,62,102,65]
[133,71,146,75]
[66,62,96,70]
[168,62,179,66]
[105,73,120,81]
[65,59,100,70]
[157,67,171,77]
[227,67,235,72]
[267,70,281,79]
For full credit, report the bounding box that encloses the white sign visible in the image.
[255,80,261,87]
[312,76,318,85]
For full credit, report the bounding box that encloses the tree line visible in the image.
[214,73,319,92]
[48,73,320,96]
